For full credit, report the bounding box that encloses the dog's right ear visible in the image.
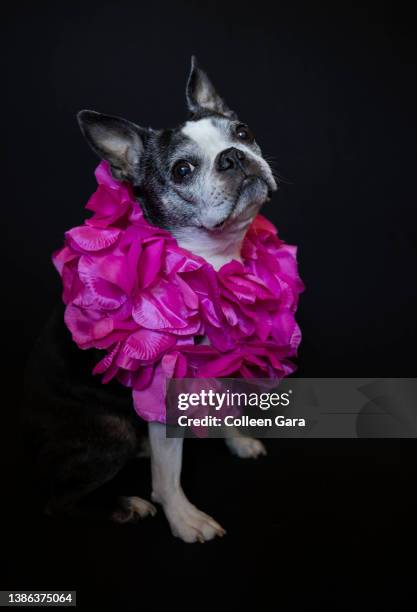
[77,110,148,183]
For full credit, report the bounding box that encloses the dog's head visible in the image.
[78,57,277,234]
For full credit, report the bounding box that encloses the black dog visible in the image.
[24,57,276,542]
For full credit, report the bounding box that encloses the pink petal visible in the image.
[93,342,121,374]
[123,329,175,361]
[137,239,165,288]
[77,255,127,308]
[64,304,114,347]
[132,279,189,330]
[68,226,121,251]
[132,365,167,423]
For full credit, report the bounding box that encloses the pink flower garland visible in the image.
[53,162,304,423]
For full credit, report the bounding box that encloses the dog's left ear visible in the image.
[186,56,237,119]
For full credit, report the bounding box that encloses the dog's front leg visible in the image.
[225,428,267,459]
[148,422,225,543]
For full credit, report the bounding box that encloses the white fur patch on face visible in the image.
[182,118,230,163]
[182,117,276,189]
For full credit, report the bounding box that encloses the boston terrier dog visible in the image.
[24,57,277,543]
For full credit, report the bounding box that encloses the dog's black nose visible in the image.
[216,147,246,171]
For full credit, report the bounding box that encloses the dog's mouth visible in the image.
[209,176,272,232]
[238,174,272,196]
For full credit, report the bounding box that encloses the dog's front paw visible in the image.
[112,496,157,523]
[226,436,267,459]
[156,492,225,543]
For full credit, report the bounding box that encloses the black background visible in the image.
[2,1,417,609]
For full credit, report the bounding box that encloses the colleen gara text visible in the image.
[177,415,306,428]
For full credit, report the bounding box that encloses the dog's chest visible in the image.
[172,225,246,271]
[178,237,242,270]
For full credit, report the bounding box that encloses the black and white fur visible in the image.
[24,57,277,543]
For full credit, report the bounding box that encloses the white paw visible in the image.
[155,492,226,543]
[127,496,157,518]
[113,496,157,523]
[226,436,267,459]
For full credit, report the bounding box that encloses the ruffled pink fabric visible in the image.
[53,162,304,423]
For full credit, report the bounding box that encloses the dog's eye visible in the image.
[235,124,254,142]
[172,160,195,182]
